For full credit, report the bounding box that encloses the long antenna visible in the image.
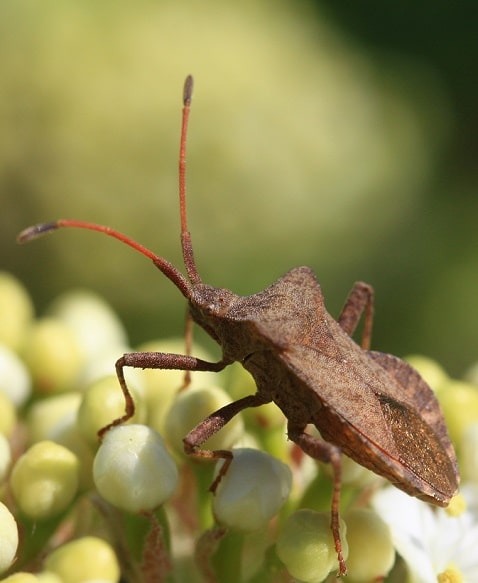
[17,76,202,299]
[179,75,201,285]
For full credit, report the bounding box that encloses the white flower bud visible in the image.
[0,343,31,407]
[0,501,18,574]
[213,448,292,531]
[93,424,178,513]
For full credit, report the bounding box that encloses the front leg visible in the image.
[337,281,374,350]
[98,352,230,438]
[184,393,271,491]
[288,423,347,577]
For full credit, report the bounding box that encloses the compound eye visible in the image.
[207,293,231,316]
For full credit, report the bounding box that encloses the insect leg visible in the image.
[288,423,347,576]
[183,393,271,492]
[181,310,195,390]
[337,281,374,350]
[98,352,230,438]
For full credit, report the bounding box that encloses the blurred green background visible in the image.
[1,0,476,375]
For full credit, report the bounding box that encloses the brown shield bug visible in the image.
[18,75,459,576]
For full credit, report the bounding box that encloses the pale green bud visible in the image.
[44,536,120,583]
[344,508,395,582]
[0,272,34,352]
[93,424,178,513]
[276,509,348,583]
[165,386,243,457]
[77,375,145,448]
[21,318,83,394]
[0,502,18,574]
[10,441,79,519]
[213,448,292,531]
[0,343,31,407]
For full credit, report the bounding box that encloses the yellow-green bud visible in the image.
[93,424,178,513]
[10,441,79,519]
[35,573,62,583]
[0,574,39,583]
[226,362,284,429]
[276,509,348,583]
[437,380,478,448]
[22,318,83,394]
[0,391,16,437]
[27,393,94,490]
[343,508,395,582]
[213,448,291,531]
[0,272,34,352]
[0,501,18,574]
[164,386,244,457]
[44,536,120,583]
[79,343,144,392]
[0,344,31,407]
[464,361,478,386]
[0,433,12,483]
[77,375,145,448]
[27,392,82,444]
[404,354,449,392]
[461,423,478,484]
[47,290,127,364]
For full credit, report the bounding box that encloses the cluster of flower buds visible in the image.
[0,271,477,582]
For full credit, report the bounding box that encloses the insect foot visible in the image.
[17,76,460,579]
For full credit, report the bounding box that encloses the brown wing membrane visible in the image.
[369,351,459,501]
[281,344,459,503]
[378,393,458,502]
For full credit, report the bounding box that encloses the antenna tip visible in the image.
[17,222,59,244]
[183,75,194,106]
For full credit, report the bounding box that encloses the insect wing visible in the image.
[280,344,459,504]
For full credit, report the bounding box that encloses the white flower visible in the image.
[371,485,478,583]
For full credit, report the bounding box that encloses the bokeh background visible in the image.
[1,0,476,376]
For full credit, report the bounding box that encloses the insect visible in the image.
[18,75,459,576]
